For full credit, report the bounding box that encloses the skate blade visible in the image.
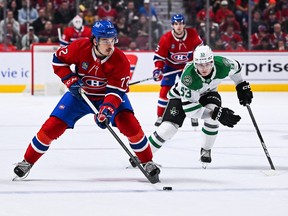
[126,162,162,169]
[201,162,209,169]
[261,169,277,176]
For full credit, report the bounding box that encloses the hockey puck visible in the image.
[163,187,172,191]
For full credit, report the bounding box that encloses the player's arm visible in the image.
[227,58,253,106]
[59,28,70,47]
[152,36,168,81]
[52,43,84,100]
[95,60,130,129]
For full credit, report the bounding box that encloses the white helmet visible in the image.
[72,15,83,30]
[193,45,214,65]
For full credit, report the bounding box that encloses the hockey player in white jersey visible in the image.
[148,45,253,168]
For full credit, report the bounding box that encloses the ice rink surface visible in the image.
[0,92,287,216]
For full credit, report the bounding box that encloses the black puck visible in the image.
[163,187,172,191]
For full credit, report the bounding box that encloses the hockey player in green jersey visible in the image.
[148,45,253,168]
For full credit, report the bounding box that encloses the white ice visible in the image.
[0,92,287,216]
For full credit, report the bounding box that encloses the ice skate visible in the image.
[143,161,160,183]
[154,117,162,126]
[127,156,162,169]
[200,148,212,169]
[13,160,33,181]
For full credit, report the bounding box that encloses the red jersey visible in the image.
[60,26,92,46]
[52,38,130,105]
[153,28,203,70]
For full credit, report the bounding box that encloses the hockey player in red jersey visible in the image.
[13,20,160,182]
[152,14,203,126]
[60,15,92,46]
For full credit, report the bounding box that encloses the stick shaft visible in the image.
[80,89,157,183]
[247,104,275,170]
[129,69,182,86]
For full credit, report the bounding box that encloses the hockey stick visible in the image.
[129,69,182,86]
[80,89,159,184]
[246,104,275,170]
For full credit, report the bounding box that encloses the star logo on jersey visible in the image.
[82,62,89,70]
[170,107,179,116]
[182,75,192,86]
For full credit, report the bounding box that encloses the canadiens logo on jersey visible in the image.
[82,76,107,89]
[170,52,190,63]
[82,62,89,70]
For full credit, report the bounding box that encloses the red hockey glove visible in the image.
[95,103,115,129]
[62,75,84,100]
[153,68,163,81]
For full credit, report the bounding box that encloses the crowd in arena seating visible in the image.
[184,0,288,51]
[0,0,287,51]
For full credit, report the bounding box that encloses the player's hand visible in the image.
[212,107,241,128]
[236,81,253,106]
[153,68,163,81]
[63,76,84,100]
[95,104,115,129]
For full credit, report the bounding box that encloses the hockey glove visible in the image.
[63,76,84,100]
[236,81,253,106]
[95,103,115,129]
[212,107,241,128]
[153,68,163,81]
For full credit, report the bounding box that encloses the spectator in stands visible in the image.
[251,24,269,49]
[139,0,158,20]
[0,1,4,20]
[196,4,215,26]
[32,8,48,35]
[219,12,241,34]
[7,0,21,21]
[253,36,273,50]
[126,40,140,51]
[18,0,39,25]
[275,39,287,51]
[38,20,59,43]
[197,20,219,44]
[266,10,280,34]
[0,10,20,38]
[139,0,163,43]
[235,0,249,25]
[97,0,117,23]
[0,34,18,51]
[209,26,224,50]
[123,0,139,27]
[129,15,140,39]
[83,9,95,27]
[54,0,75,27]
[60,15,91,46]
[115,14,131,49]
[215,0,233,24]
[45,1,56,23]
[221,25,244,49]
[226,37,246,51]
[251,10,265,34]
[21,25,39,50]
[0,22,21,49]
[269,22,288,49]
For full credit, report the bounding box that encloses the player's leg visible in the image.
[198,92,222,168]
[113,95,160,178]
[155,86,171,126]
[14,116,68,179]
[149,98,185,153]
[155,70,179,126]
[14,92,91,179]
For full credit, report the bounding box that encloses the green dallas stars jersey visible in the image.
[168,55,245,119]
